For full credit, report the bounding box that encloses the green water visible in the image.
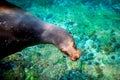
[0,0,120,80]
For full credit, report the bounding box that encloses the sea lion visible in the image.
[0,0,80,61]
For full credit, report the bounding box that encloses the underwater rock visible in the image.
[46,13,53,19]
[66,21,75,26]
[111,37,116,42]
[94,61,100,66]
[110,55,115,60]
[112,4,120,13]
[94,66,103,73]
[0,1,80,61]
[60,69,95,80]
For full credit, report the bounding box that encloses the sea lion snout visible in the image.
[69,50,80,61]
[59,40,81,61]
[62,47,80,61]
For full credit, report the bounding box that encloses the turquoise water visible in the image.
[0,0,120,80]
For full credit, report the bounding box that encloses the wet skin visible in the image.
[0,1,80,61]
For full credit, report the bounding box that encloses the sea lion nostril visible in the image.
[74,56,79,61]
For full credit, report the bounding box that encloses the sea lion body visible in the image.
[0,1,80,61]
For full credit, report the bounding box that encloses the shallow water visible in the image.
[0,0,120,80]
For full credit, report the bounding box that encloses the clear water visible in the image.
[0,0,120,80]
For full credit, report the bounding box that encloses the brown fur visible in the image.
[0,1,80,61]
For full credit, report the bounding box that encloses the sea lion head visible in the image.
[58,39,81,61]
